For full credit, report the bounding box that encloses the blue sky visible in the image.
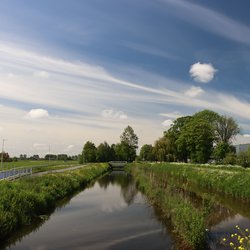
[1,0,250,156]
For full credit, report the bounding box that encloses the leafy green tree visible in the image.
[193,109,220,125]
[120,126,138,162]
[82,141,97,163]
[96,141,111,162]
[237,151,250,168]
[154,137,172,162]
[213,142,231,163]
[139,144,155,161]
[114,142,127,161]
[223,153,237,165]
[176,118,214,163]
[166,116,192,161]
[78,154,83,164]
[215,115,240,144]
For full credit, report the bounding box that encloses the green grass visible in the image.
[127,162,250,249]
[0,160,78,172]
[128,163,207,249]
[0,163,108,241]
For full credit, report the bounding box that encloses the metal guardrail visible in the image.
[0,167,32,181]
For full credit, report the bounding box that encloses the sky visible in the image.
[1,0,250,157]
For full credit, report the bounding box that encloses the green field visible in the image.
[0,160,78,172]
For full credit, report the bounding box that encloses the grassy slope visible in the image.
[129,162,250,249]
[0,163,108,241]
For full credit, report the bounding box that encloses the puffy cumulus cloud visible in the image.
[25,109,49,119]
[185,86,204,98]
[189,62,217,83]
[101,109,128,120]
[33,70,50,78]
[162,119,173,127]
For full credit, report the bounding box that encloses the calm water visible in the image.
[2,171,250,250]
[2,172,174,250]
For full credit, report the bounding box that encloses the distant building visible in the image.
[234,143,250,154]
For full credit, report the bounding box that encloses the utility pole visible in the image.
[1,139,6,169]
[48,144,50,166]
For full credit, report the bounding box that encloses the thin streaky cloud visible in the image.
[123,42,183,61]
[163,0,250,45]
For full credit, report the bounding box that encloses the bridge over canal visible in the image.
[108,161,127,170]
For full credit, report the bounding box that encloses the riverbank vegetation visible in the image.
[0,163,108,241]
[128,162,250,249]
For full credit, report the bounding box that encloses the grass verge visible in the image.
[0,163,108,241]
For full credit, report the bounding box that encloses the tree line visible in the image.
[79,109,250,167]
[139,109,242,165]
[79,125,138,163]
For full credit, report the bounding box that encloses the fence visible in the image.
[0,167,32,181]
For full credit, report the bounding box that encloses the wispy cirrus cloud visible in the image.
[159,112,182,119]
[162,0,250,46]
[123,42,182,61]
[101,109,128,120]
[1,42,250,157]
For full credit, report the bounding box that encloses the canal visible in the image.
[1,171,175,250]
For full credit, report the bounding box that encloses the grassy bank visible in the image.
[0,163,108,241]
[128,162,250,249]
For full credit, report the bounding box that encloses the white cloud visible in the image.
[189,62,217,83]
[1,42,250,156]
[162,119,173,127]
[243,134,250,138]
[185,86,204,97]
[163,0,250,46]
[159,112,182,119]
[26,109,49,119]
[101,109,128,120]
[0,126,3,132]
[33,70,50,78]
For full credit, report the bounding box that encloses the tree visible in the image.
[237,151,250,168]
[114,143,127,161]
[139,144,155,161]
[154,137,172,162]
[0,152,10,162]
[213,142,231,163]
[193,109,220,125]
[166,116,192,161]
[96,141,111,162]
[57,154,68,161]
[120,126,138,162]
[215,115,240,144]
[176,118,214,163]
[82,141,97,163]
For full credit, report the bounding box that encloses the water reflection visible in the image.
[2,171,174,250]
